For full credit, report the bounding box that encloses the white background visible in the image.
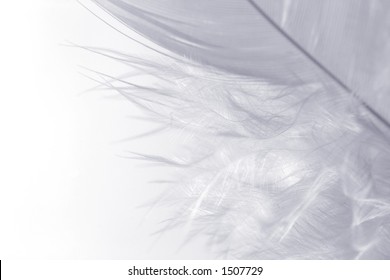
[0,0,210,259]
[3,260,389,279]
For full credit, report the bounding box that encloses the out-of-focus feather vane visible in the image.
[93,0,390,124]
[90,0,390,259]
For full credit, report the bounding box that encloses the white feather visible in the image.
[87,0,390,259]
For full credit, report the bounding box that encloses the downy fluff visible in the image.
[87,0,390,259]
